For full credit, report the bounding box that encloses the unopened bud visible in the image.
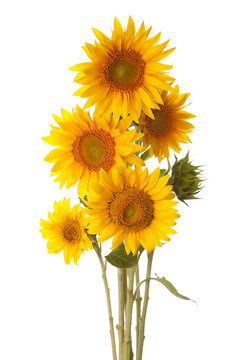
[169,152,204,204]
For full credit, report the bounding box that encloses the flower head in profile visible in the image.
[86,166,179,255]
[70,16,175,123]
[139,85,195,161]
[40,198,93,265]
[43,106,144,197]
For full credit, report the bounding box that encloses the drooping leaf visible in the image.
[153,275,196,304]
[105,243,138,269]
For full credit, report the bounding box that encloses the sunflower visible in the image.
[40,198,93,265]
[86,166,179,255]
[139,85,195,161]
[70,16,175,123]
[43,106,144,197]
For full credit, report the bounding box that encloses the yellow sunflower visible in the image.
[43,106,144,197]
[40,198,93,265]
[70,16,175,123]
[139,85,195,161]
[86,166,179,255]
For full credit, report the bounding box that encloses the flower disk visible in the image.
[139,85,195,161]
[43,106,144,197]
[86,167,179,255]
[70,16,175,123]
[40,198,93,265]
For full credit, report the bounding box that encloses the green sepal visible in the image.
[140,148,150,161]
[159,169,167,177]
[105,243,138,269]
[79,195,88,207]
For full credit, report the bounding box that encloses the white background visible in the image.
[1,0,249,359]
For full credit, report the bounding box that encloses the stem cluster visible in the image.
[93,238,154,360]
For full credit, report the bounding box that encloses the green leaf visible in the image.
[153,275,196,304]
[105,243,138,269]
[140,149,150,161]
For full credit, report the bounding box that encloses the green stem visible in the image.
[137,251,154,360]
[135,266,142,355]
[123,269,127,312]
[134,278,155,299]
[123,267,136,360]
[117,269,126,360]
[92,238,117,360]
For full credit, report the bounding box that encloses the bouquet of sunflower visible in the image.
[40,17,203,360]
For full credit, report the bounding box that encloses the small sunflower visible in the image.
[43,106,144,197]
[139,85,195,161]
[40,198,93,265]
[70,16,175,123]
[86,166,179,255]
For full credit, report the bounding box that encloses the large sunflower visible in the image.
[40,198,93,265]
[86,166,179,255]
[70,16,175,123]
[43,106,144,197]
[139,85,195,161]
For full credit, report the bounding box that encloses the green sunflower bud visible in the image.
[169,152,204,205]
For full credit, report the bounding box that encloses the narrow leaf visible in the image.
[154,275,196,304]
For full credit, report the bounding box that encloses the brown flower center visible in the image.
[104,50,145,90]
[72,129,116,171]
[145,107,172,138]
[109,187,154,232]
[63,221,82,244]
